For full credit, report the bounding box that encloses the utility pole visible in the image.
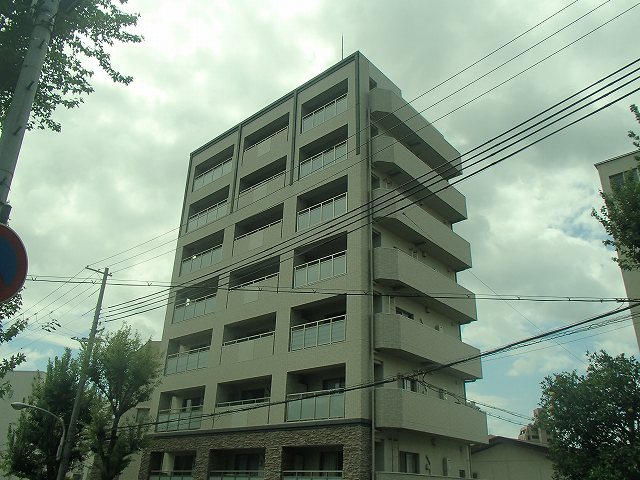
[56,266,109,480]
[0,0,61,225]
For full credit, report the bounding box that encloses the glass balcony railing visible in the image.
[223,331,274,346]
[150,470,193,480]
[173,293,216,323]
[299,141,347,179]
[244,126,288,153]
[235,220,282,243]
[286,389,345,421]
[294,252,346,287]
[180,245,222,275]
[165,347,209,375]
[290,315,345,351]
[193,158,232,191]
[187,200,228,232]
[302,94,347,133]
[156,405,203,432]
[209,471,263,480]
[238,171,285,200]
[296,193,346,231]
[216,396,271,409]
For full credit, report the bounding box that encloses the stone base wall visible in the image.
[138,422,371,480]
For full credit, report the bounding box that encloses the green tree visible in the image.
[538,351,640,480]
[86,324,161,480]
[592,104,640,270]
[2,348,91,480]
[0,291,28,398]
[0,0,142,132]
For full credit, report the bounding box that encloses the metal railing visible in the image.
[296,193,346,231]
[298,141,347,179]
[156,405,203,432]
[223,331,274,346]
[244,126,288,151]
[216,396,270,408]
[301,93,347,133]
[165,346,209,375]
[187,200,228,232]
[173,293,216,323]
[285,389,345,421]
[209,471,263,480]
[193,158,232,191]
[180,245,222,275]
[294,251,346,287]
[150,470,193,480]
[282,471,342,479]
[290,314,345,351]
[232,272,278,290]
[235,220,282,241]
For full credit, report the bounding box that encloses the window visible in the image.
[610,168,639,189]
[395,307,414,319]
[399,451,419,473]
[400,377,418,392]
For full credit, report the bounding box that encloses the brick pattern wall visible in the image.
[138,423,371,480]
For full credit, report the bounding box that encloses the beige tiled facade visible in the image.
[140,52,487,480]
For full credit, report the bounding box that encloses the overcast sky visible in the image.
[3,0,639,437]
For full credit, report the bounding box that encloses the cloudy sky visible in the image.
[3,0,640,437]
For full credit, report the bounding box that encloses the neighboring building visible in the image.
[0,371,40,480]
[470,436,553,480]
[517,409,549,445]
[595,150,640,349]
[139,51,487,480]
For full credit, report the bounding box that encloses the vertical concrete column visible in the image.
[264,445,283,480]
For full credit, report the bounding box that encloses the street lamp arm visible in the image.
[10,402,66,460]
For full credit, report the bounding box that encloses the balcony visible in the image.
[372,188,471,271]
[156,405,203,432]
[369,88,462,179]
[186,200,228,233]
[290,314,345,351]
[375,388,487,443]
[285,389,345,422]
[294,251,346,287]
[376,474,483,480]
[221,331,275,363]
[299,141,347,179]
[283,472,342,480]
[242,127,289,174]
[302,94,347,133]
[150,471,193,480]
[372,135,466,222]
[234,220,282,255]
[193,158,232,192]
[374,314,481,379]
[165,347,210,375]
[373,247,476,323]
[227,273,279,308]
[173,293,217,324]
[297,193,347,231]
[213,397,271,429]
[180,245,222,275]
[237,171,286,209]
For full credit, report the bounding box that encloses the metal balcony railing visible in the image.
[187,200,228,232]
[180,245,222,275]
[209,471,263,480]
[193,158,232,191]
[173,293,216,323]
[150,470,193,480]
[165,346,209,375]
[296,193,347,231]
[299,141,347,179]
[156,405,202,432]
[301,93,347,133]
[294,251,346,287]
[285,389,345,421]
[290,314,345,351]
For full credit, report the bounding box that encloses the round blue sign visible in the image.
[0,224,28,302]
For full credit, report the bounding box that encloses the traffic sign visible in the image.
[0,224,28,302]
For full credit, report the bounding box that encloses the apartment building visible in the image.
[595,151,640,349]
[139,52,487,480]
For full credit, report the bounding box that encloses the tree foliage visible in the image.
[0,291,27,398]
[86,324,161,480]
[538,351,640,480]
[0,0,142,132]
[592,104,640,270]
[2,348,91,480]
